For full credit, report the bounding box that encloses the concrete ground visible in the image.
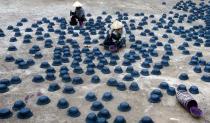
[0,0,210,123]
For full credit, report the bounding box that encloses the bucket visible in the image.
[176,91,203,117]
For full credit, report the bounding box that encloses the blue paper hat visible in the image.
[67,106,81,117]
[87,63,96,68]
[91,75,100,83]
[86,112,97,123]
[59,70,68,77]
[129,82,140,91]
[36,95,51,105]
[85,92,97,102]
[141,62,151,68]
[18,61,29,69]
[61,57,69,63]
[114,66,123,74]
[63,86,75,94]
[48,83,60,92]
[126,66,134,73]
[177,84,187,91]
[161,60,169,67]
[73,66,83,74]
[10,76,22,84]
[167,87,176,96]
[61,74,71,82]
[154,63,163,69]
[91,101,104,111]
[109,59,117,66]
[16,22,23,26]
[72,77,83,85]
[193,66,202,73]
[0,79,10,86]
[149,94,161,103]
[204,65,210,73]
[189,85,199,94]
[40,62,50,68]
[15,58,24,64]
[8,45,17,51]
[122,59,131,66]
[123,73,134,81]
[7,25,13,30]
[101,66,110,74]
[57,98,69,109]
[102,92,113,102]
[9,37,17,42]
[118,102,131,112]
[151,89,163,97]
[17,108,33,119]
[131,70,140,78]
[201,73,210,82]
[34,52,43,59]
[32,75,44,83]
[107,78,118,87]
[97,117,107,123]
[117,82,126,91]
[195,52,203,57]
[179,73,189,80]
[151,68,161,75]
[141,69,149,76]
[114,115,126,123]
[139,116,154,123]
[86,68,95,75]
[0,108,13,119]
[159,82,169,90]
[5,55,15,62]
[97,108,111,119]
[12,100,25,111]
[27,59,35,66]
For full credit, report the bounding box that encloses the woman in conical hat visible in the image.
[70,1,86,26]
[101,20,126,52]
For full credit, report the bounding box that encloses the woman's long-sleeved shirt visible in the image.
[75,8,85,19]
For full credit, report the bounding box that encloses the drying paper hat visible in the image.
[73,1,82,7]
[111,20,123,29]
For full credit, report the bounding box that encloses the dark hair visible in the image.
[76,7,82,10]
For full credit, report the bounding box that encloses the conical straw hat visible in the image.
[111,20,123,29]
[73,1,82,7]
